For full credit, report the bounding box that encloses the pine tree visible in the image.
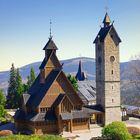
[0,90,6,107]
[26,67,36,90]
[15,68,23,107]
[7,63,17,109]
[30,67,36,85]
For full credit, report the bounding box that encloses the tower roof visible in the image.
[43,37,58,50]
[103,12,111,25]
[75,60,87,81]
[93,24,121,44]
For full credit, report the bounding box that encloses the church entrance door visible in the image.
[63,121,69,132]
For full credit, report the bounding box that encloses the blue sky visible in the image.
[0,0,140,71]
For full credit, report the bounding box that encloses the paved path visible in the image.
[125,117,140,128]
[63,117,140,140]
[62,127,102,140]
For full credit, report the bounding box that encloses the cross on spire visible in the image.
[105,6,109,13]
[49,19,52,38]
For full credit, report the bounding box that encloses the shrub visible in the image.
[102,121,132,140]
[127,127,140,137]
[0,105,6,118]
[0,130,13,136]
[135,135,140,139]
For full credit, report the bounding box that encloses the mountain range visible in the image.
[0,57,140,106]
[0,57,130,92]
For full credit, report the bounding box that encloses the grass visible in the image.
[0,134,64,140]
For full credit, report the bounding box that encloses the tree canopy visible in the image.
[102,121,132,140]
[67,74,78,91]
[0,90,6,107]
[7,64,24,109]
[7,64,17,109]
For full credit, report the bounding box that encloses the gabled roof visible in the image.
[28,74,41,96]
[43,37,58,50]
[39,50,61,69]
[60,71,84,105]
[52,94,65,107]
[26,69,62,109]
[77,80,96,104]
[93,24,121,44]
[26,67,83,109]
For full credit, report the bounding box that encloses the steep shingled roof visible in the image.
[39,51,61,69]
[43,37,58,50]
[77,80,96,105]
[26,69,61,109]
[93,24,121,44]
[14,109,56,121]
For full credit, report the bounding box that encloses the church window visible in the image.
[111,35,113,39]
[112,86,113,89]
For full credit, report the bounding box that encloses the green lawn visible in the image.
[0,134,64,140]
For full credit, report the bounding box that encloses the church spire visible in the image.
[75,60,87,81]
[103,12,111,27]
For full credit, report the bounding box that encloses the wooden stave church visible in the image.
[14,12,122,134]
[14,36,103,134]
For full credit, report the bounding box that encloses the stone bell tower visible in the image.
[93,13,122,125]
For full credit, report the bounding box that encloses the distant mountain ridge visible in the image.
[0,57,131,92]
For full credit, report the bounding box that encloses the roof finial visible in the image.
[105,6,109,13]
[49,19,52,39]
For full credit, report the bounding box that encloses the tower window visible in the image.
[111,35,113,39]
[98,57,102,64]
[112,86,113,89]
[112,70,113,75]
[112,99,114,103]
[98,45,101,51]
